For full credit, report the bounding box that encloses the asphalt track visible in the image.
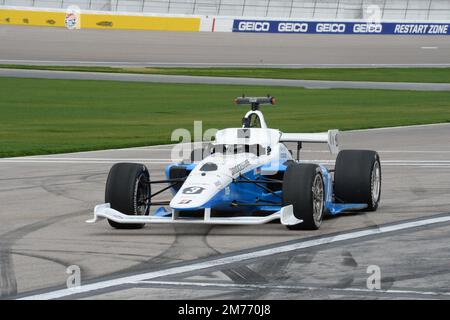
[1,26,450,67]
[1,68,450,91]
[1,124,450,300]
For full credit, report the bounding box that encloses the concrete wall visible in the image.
[2,0,450,21]
[1,5,449,34]
[0,6,201,30]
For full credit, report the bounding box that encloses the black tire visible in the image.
[168,165,190,192]
[282,163,325,230]
[105,163,151,229]
[334,150,381,211]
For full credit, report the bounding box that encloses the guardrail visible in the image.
[1,0,450,21]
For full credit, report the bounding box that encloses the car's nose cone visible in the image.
[170,172,231,210]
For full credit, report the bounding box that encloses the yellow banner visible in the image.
[0,9,66,27]
[0,9,200,31]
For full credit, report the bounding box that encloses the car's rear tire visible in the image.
[282,163,325,230]
[334,150,381,211]
[105,163,151,229]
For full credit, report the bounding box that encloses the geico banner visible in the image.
[233,20,450,35]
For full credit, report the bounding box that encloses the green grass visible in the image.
[2,64,450,83]
[1,77,450,157]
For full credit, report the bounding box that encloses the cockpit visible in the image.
[242,113,262,128]
[210,144,267,156]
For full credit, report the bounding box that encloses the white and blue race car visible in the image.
[88,97,381,230]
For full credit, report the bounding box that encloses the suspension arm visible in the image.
[236,174,283,199]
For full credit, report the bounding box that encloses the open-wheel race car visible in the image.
[88,96,381,230]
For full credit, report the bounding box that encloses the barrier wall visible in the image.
[1,6,449,34]
[0,8,65,27]
[232,19,450,34]
[2,0,450,21]
[0,7,201,31]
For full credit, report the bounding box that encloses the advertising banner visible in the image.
[233,20,450,35]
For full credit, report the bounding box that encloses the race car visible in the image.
[87,96,381,230]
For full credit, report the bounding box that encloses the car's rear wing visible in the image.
[280,130,339,154]
[234,96,275,110]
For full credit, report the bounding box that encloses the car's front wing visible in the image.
[87,203,302,226]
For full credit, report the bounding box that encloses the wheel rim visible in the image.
[312,174,324,224]
[135,173,150,216]
[371,161,381,204]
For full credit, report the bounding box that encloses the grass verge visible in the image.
[1,77,450,157]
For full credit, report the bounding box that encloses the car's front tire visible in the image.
[105,163,151,229]
[282,163,325,230]
[334,150,381,211]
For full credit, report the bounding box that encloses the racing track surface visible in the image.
[1,124,450,299]
[1,26,450,67]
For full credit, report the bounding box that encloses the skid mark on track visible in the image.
[16,213,450,300]
[109,224,278,299]
[38,172,107,203]
[118,224,270,290]
[202,227,272,289]
[0,210,86,298]
[10,251,75,269]
[134,280,450,299]
[15,248,161,260]
[0,250,17,298]
[200,230,300,299]
[101,225,215,281]
[40,183,86,203]
[341,250,358,268]
[334,251,359,289]
[0,172,105,197]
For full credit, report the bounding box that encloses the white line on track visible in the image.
[2,159,450,167]
[303,150,450,154]
[299,150,450,153]
[378,150,450,153]
[1,60,450,68]
[347,122,450,132]
[18,214,450,300]
[421,47,439,50]
[0,160,174,164]
[0,158,449,163]
[3,158,450,163]
[135,280,450,298]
